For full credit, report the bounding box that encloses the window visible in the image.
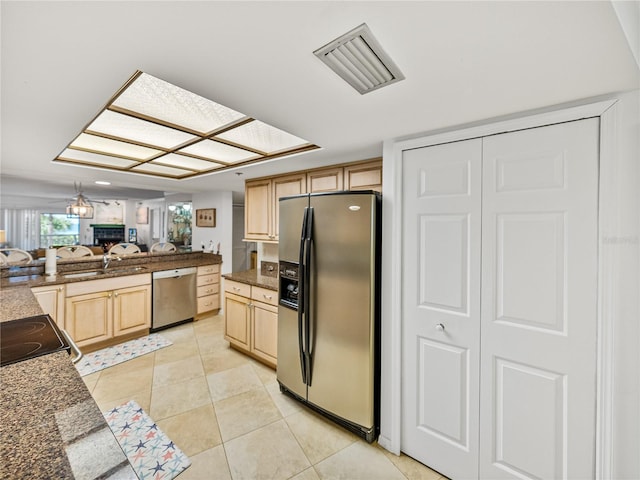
[40,214,79,247]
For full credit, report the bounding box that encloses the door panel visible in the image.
[493,358,565,479]
[306,193,377,429]
[417,338,469,447]
[401,139,482,479]
[480,118,599,479]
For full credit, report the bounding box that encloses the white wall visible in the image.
[191,190,234,275]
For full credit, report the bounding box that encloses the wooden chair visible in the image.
[149,242,177,253]
[108,243,141,255]
[56,245,94,258]
[0,248,33,265]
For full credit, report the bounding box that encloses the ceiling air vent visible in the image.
[313,23,405,95]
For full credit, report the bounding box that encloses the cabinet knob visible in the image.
[435,323,445,332]
[108,292,113,298]
[263,294,272,300]
[114,292,118,298]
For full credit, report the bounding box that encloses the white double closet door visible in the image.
[401,118,599,479]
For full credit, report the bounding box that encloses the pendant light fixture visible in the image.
[66,182,95,218]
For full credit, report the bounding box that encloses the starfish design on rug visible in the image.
[134,440,148,451]
[163,441,175,451]
[149,461,165,474]
[120,421,131,431]
[162,450,174,461]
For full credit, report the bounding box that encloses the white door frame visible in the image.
[380,97,629,479]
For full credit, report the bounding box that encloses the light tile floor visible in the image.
[83,313,447,480]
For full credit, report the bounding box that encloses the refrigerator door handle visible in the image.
[304,207,314,386]
[298,207,309,384]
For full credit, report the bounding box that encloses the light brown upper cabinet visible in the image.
[344,160,383,192]
[307,167,344,193]
[245,174,306,242]
[244,159,381,242]
[244,178,272,241]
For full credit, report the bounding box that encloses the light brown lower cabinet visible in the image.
[65,274,151,348]
[31,284,65,328]
[224,279,278,367]
[196,264,221,315]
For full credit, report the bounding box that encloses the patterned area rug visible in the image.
[104,400,191,480]
[75,334,172,376]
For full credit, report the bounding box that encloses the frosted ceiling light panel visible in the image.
[113,73,246,134]
[179,140,261,164]
[70,133,162,160]
[88,110,196,149]
[216,120,310,154]
[131,163,193,177]
[57,149,140,168]
[53,70,319,179]
[153,153,223,171]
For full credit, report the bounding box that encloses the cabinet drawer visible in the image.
[198,264,219,276]
[197,283,219,297]
[251,286,278,306]
[197,294,220,313]
[197,273,217,286]
[225,279,251,297]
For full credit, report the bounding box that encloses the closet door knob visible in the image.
[435,323,445,332]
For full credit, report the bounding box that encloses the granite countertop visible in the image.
[0,288,135,479]
[1,251,222,289]
[222,268,278,291]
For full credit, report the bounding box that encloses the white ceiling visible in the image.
[1,1,638,209]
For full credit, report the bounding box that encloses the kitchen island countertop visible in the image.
[0,287,136,479]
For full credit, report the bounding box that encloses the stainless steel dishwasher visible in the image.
[152,267,197,331]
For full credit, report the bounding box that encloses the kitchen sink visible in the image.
[108,266,147,274]
[63,270,100,278]
[62,266,147,278]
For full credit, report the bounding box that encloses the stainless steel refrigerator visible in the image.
[277,190,381,443]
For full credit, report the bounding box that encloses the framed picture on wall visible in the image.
[136,207,149,224]
[196,208,216,227]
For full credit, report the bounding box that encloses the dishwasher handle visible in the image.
[152,267,197,280]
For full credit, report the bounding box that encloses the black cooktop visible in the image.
[0,314,71,367]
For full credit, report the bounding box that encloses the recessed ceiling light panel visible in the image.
[88,110,197,149]
[53,70,320,179]
[70,133,162,160]
[314,23,405,94]
[179,140,261,164]
[112,73,247,134]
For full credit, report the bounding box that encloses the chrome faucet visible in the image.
[103,254,120,270]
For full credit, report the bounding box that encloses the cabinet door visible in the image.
[224,292,250,349]
[113,284,151,336]
[31,285,65,328]
[272,174,306,240]
[65,292,112,347]
[307,167,343,193]
[344,160,382,192]
[251,301,278,365]
[245,179,272,240]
